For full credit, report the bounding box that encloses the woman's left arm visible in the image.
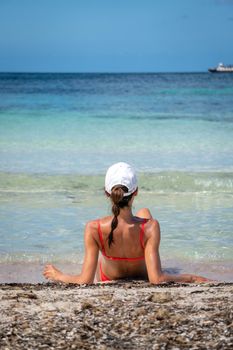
[43,221,99,284]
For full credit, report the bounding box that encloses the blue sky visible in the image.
[0,0,233,72]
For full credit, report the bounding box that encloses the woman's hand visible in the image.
[43,264,63,282]
[190,275,214,283]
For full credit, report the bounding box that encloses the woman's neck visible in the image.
[118,206,134,222]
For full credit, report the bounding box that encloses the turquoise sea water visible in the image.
[0,73,233,281]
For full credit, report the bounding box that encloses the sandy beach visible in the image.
[0,281,232,349]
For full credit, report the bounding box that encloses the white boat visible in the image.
[208,63,233,73]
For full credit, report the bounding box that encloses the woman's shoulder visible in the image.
[86,216,112,230]
[144,218,160,229]
[144,218,161,239]
[84,217,112,242]
[134,214,159,228]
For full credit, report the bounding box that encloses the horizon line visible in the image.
[0,70,208,74]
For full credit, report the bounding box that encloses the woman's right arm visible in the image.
[144,220,211,284]
[43,221,99,284]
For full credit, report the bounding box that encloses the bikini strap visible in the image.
[139,219,148,249]
[97,220,106,253]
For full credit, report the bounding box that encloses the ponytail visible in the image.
[108,185,133,247]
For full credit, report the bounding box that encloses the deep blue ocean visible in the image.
[0,73,232,281]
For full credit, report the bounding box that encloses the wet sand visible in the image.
[1,261,232,284]
[0,281,232,349]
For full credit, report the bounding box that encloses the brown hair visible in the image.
[108,185,134,247]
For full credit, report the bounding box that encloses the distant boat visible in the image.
[208,62,233,73]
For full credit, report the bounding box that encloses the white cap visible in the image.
[105,162,138,196]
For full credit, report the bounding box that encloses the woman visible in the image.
[43,162,210,284]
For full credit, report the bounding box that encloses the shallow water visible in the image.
[0,73,233,281]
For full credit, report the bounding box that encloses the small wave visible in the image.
[139,172,233,194]
[0,171,233,195]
